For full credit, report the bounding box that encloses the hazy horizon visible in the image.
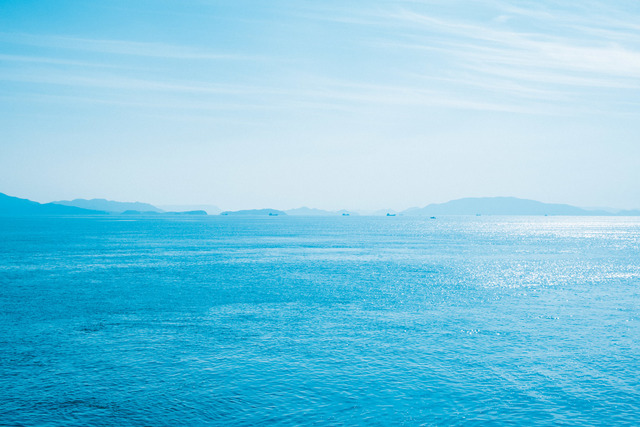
[2,1,639,211]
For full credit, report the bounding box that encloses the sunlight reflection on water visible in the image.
[1,216,639,425]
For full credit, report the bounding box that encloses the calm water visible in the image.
[1,216,639,425]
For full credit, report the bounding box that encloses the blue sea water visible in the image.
[1,215,639,425]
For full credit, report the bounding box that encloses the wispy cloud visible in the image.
[390,8,640,78]
[280,0,640,114]
[0,69,278,96]
[366,3,640,112]
[0,53,122,68]
[0,32,258,60]
[0,65,542,116]
[2,1,639,117]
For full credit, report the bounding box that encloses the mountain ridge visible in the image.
[54,198,163,213]
[401,197,613,216]
[2,192,639,217]
[158,204,221,215]
[0,193,106,216]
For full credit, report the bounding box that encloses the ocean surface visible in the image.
[1,215,639,425]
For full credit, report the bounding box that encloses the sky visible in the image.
[1,0,639,211]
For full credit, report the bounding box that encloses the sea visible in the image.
[1,215,639,425]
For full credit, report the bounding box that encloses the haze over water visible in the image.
[1,216,639,425]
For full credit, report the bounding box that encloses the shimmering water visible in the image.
[1,216,639,425]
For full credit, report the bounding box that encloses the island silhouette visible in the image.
[1,192,639,217]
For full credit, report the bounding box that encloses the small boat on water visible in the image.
[386,213,396,216]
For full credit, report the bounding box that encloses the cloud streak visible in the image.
[390,8,640,77]
[0,32,258,61]
[2,1,639,117]
[279,0,640,114]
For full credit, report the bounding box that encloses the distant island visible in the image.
[0,193,107,216]
[402,197,640,216]
[0,193,209,216]
[54,198,163,214]
[2,192,640,217]
[158,204,221,215]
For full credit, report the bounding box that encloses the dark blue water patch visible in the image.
[1,216,639,425]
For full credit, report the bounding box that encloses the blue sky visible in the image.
[1,0,639,210]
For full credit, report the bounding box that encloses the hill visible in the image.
[55,198,163,213]
[158,204,221,215]
[402,197,611,216]
[0,193,106,216]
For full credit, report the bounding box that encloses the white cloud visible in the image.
[0,32,257,60]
